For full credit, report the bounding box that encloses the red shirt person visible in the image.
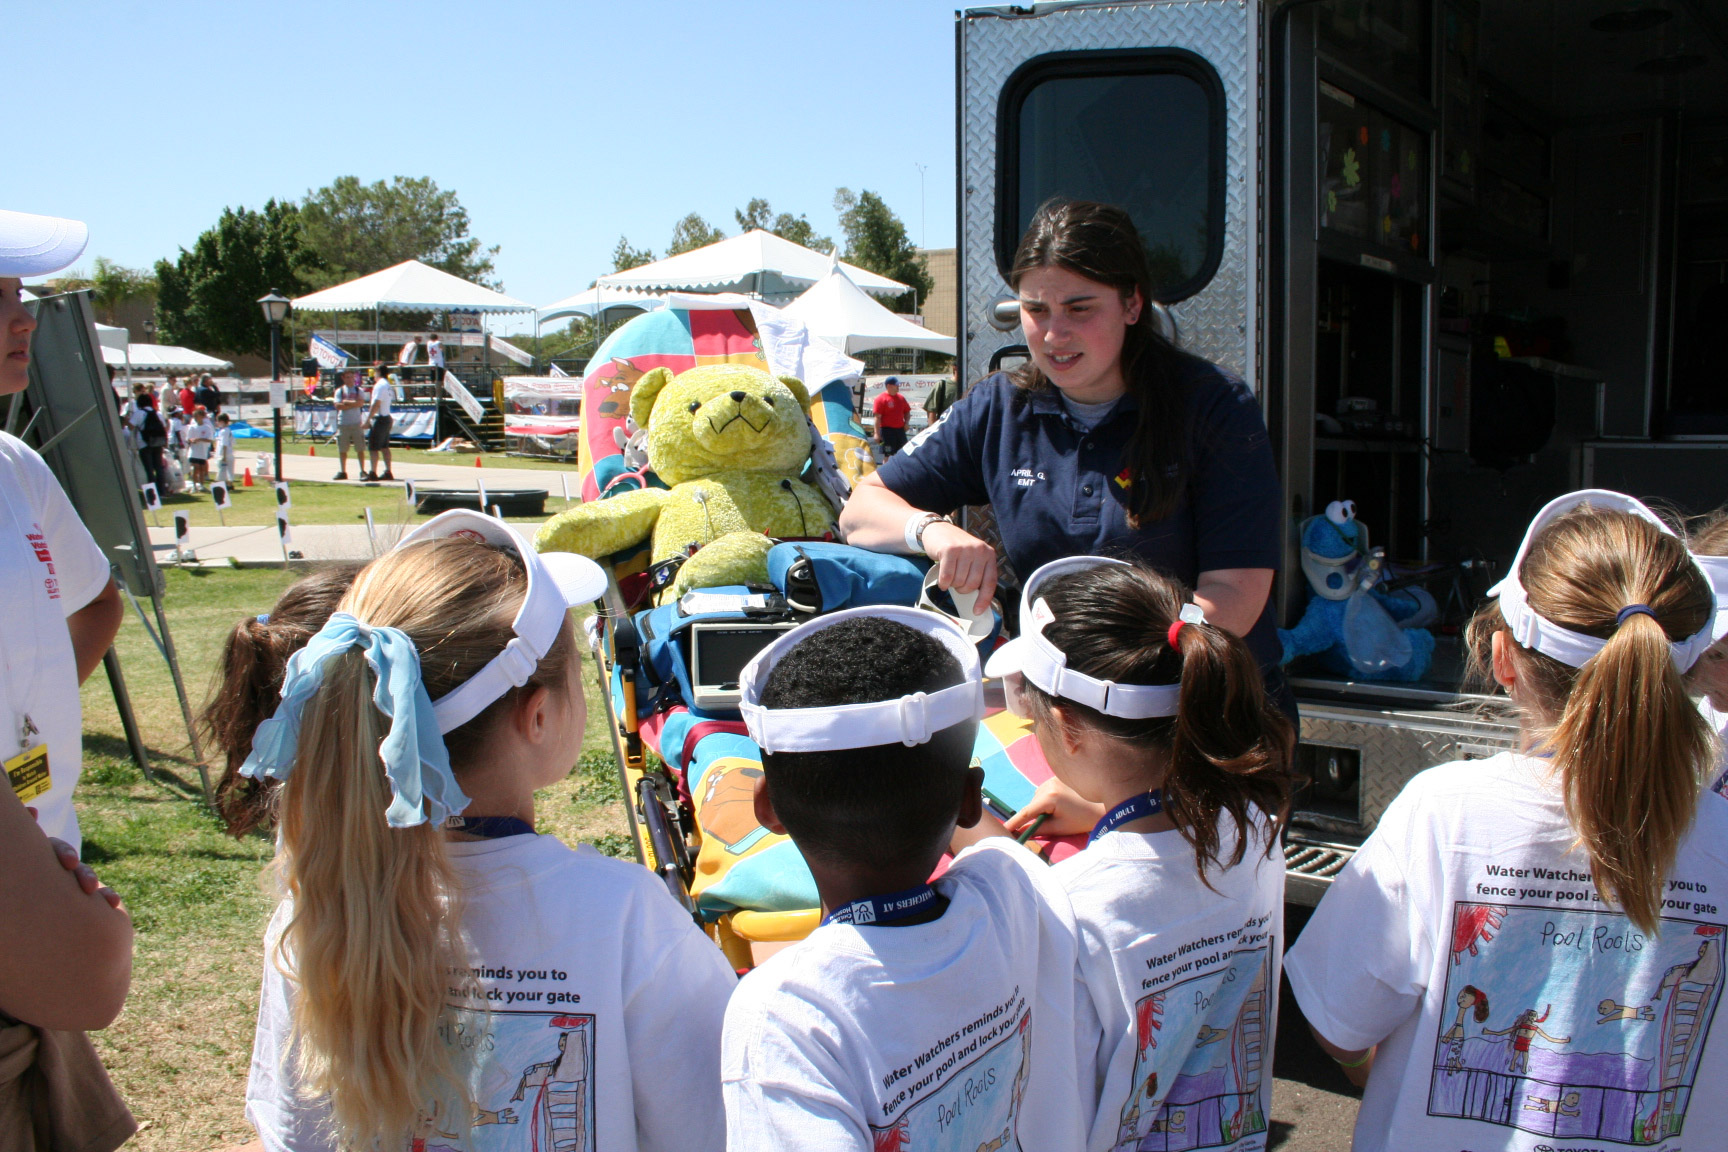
[871,378,913,458]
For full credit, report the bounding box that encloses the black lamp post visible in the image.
[257,290,291,482]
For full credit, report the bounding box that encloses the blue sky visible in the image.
[14,0,960,331]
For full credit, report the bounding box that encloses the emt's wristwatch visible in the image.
[905,511,950,555]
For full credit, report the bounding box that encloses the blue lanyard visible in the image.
[1091,790,1164,844]
[445,815,536,840]
[822,883,940,928]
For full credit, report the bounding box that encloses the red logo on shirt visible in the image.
[26,527,58,599]
[1113,466,1134,491]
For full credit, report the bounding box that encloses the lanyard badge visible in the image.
[6,715,48,802]
[1090,789,1164,844]
[822,883,940,927]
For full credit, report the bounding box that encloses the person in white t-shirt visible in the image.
[185,406,214,491]
[428,332,445,369]
[213,413,235,486]
[241,512,733,1151]
[1685,507,1728,796]
[979,557,1294,1152]
[0,208,134,1100]
[363,369,395,482]
[1287,491,1728,1152]
[722,608,1091,1152]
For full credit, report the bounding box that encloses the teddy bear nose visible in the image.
[729,391,747,403]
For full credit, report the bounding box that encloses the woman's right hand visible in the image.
[923,522,999,605]
[1005,777,1107,839]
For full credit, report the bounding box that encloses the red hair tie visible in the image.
[1167,603,1208,650]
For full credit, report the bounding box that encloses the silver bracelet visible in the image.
[904,512,947,555]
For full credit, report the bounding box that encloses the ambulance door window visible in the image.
[998,51,1225,303]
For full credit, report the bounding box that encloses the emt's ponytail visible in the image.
[1021,562,1293,877]
[273,538,575,1146]
[1466,506,1713,935]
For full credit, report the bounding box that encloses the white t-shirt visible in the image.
[247,834,735,1152]
[167,415,187,448]
[370,380,395,418]
[429,339,446,368]
[1287,752,1728,1152]
[188,418,215,459]
[0,433,111,849]
[1053,812,1283,1152]
[217,427,235,464]
[721,838,1092,1151]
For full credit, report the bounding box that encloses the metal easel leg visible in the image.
[102,648,154,782]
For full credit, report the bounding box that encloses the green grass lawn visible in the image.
[151,479,578,530]
[77,566,629,1149]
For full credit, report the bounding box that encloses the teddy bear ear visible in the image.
[629,367,675,429]
[777,375,811,413]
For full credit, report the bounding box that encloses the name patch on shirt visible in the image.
[1009,467,1046,488]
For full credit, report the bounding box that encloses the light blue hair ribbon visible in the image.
[238,613,470,828]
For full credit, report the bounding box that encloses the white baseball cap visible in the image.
[984,555,1185,719]
[395,510,607,732]
[738,606,985,754]
[0,209,90,278]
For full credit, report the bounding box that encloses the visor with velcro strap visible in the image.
[982,555,1183,719]
[738,606,984,754]
[394,510,607,733]
[1488,490,1718,672]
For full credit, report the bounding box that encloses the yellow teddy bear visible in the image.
[535,363,837,599]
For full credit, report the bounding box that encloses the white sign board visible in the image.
[270,379,288,409]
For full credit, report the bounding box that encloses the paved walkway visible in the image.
[271,450,581,496]
[146,523,388,565]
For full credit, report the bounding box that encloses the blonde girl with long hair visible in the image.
[242,512,736,1152]
[1287,491,1728,1152]
[1685,508,1728,795]
[963,556,1293,1152]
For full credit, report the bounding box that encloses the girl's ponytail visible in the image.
[1469,506,1713,935]
[1166,614,1295,875]
[1020,562,1294,877]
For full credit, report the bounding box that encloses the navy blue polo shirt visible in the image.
[878,360,1284,670]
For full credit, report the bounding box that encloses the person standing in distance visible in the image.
[330,372,367,480]
[840,199,1291,717]
[363,367,395,482]
[427,331,445,371]
[0,209,126,851]
[871,376,912,459]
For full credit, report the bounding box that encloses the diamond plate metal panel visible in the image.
[959,1,1259,389]
[1298,705,1518,832]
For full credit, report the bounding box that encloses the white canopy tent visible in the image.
[290,260,534,314]
[536,286,665,325]
[596,230,909,302]
[782,260,956,356]
[101,343,233,373]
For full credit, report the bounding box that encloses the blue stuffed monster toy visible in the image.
[1278,500,1437,681]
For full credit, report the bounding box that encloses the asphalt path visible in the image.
[1271,902,1363,1149]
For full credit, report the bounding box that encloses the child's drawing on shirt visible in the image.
[1111,945,1273,1152]
[1428,901,1725,1145]
[442,1008,597,1152]
[867,1001,1032,1151]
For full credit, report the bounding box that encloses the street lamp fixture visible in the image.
[257,290,291,481]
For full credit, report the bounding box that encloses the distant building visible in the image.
[916,247,957,343]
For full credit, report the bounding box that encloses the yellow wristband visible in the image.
[1335,1049,1372,1069]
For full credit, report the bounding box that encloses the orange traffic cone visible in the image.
[243,469,254,487]
[475,456,483,468]
[308,446,316,456]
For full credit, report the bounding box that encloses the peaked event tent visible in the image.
[100,343,233,373]
[536,285,665,324]
[289,260,534,314]
[595,230,908,302]
[782,261,955,356]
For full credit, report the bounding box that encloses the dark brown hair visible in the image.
[1019,562,1294,878]
[1009,199,1196,525]
[1465,505,1713,934]
[202,563,365,837]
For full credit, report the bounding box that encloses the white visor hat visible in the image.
[1488,490,1719,672]
[0,209,90,278]
[394,510,608,732]
[983,555,1183,719]
[738,605,985,754]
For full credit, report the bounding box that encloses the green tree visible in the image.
[154,200,319,356]
[734,198,832,253]
[833,188,932,313]
[668,213,726,256]
[299,175,499,288]
[612,236,655,272]
[90,257,157,326]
